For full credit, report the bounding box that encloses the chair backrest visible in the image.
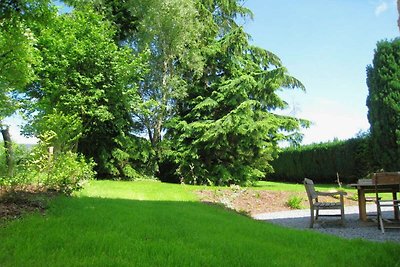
[304,178,318,203]
[371,172,400,185]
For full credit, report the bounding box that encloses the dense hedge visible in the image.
[267,135,375,184]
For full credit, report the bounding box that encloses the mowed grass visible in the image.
[254,180,351,192]
[1,180,400,266]
[76,180,200,201]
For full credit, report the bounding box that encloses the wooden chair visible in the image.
[303,178,347,228]
[371,172,400,234]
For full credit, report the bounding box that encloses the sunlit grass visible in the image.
[252,180,357,194]
[1,180,399,266]
[75,179,200,201]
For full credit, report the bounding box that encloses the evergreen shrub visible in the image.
[268,134,374,184]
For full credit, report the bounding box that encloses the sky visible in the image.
[243,0,399,144]
[4,0,400,145]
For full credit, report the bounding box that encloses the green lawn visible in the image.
[1,180,399,266]
[253,180,352,192]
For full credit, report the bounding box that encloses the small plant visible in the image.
[286,195,303,209]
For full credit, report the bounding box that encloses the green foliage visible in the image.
[18,135,95,194]
[25,109,83,153]
[269,134,374,184]
[23,8,146,177]
[129,0,204,152]
[0,136,95,195]
[1,0,308,185]
[38,151,95,194]
[366,38,400,171]
[67,0,308,186]
[286,195,303,209]
[0,1,54,181]
[0,0,54,125]
[0,23,37,118]
[169,24,308,185]
[0,143,31,181]
[106,134,156,180]
[66,0,140,42]
[0,0,52,90]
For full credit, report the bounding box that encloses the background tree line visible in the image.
[2,1,398,188]
[0,0,307,187]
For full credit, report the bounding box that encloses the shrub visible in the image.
[268,133,374,184]
[286,195,303,209]
[26,149,95,195]
[43,152,96,194]
[3,139,96,195]
[0,143,32,186]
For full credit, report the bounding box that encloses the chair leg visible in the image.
[315,209,319,220]
[341,206,345,226]
[377,202,385,234]
[310,207,314,228]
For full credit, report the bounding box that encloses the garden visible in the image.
[1,0,400,266]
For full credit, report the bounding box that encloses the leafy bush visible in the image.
[0,137,96,195]
[25,144,95,194]
[41,152,95,194]
[286,195,303,209]
[0,143,32,183]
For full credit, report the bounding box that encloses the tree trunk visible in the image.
[152,59,169,149]
[1,126,14,177]
[398,0,400,32]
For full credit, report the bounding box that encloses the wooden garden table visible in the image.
[349,179,400,222]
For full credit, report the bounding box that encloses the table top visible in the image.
[350,173,400,187]
[349,179,373,187]
[349,179,400,190]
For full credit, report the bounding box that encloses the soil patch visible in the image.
[196,188,358,216]
[0,186,58,224]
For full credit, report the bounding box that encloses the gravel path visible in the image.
[253,204,400,243]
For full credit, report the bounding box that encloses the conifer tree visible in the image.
[367,38,400,171]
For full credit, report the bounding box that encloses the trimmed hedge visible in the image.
[268,135,375,184]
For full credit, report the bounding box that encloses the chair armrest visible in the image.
[316,191,347,196]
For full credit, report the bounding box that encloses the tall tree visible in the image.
[366,38,400,171]
[59,0,308,183]
[65,0,204,172]
[398,0,400,32]
[0,0,53,176]
[162,1,308,185]
[129,0,203,156]
[24,8,146,177]
[169,25,308,185]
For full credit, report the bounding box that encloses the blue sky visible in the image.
[243,0,399,144]
[5,0,400,144]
